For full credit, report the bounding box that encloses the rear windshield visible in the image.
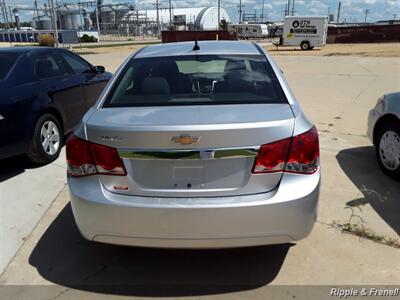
[103,54,287,107]
[0,53,19,80]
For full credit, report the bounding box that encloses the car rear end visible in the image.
[67,41,320,248]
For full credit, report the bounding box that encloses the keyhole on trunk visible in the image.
[187,183,192,189]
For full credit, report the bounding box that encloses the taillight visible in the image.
[285,126,319,174]
[252,138,291,173]
[66,135,126,177]
[252,126,319,175]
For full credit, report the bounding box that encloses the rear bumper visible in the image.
[68,171,320,249]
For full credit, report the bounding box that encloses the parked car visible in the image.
[0,47,111,163]
[368,92,400,180]
[67,41,320,248]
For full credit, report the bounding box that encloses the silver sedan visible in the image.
[66,41,320,248]
[368,92,400,180]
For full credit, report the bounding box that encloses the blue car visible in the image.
[0,47,111,163]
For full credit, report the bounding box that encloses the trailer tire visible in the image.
[301,41,310,51]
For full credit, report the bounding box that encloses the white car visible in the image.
[368,92,400,180]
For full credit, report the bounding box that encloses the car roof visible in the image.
[0,46,64,54]
[135,41,261,58]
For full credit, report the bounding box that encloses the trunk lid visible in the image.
[85,104,294,197]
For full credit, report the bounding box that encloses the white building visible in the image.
[124,7,230,30]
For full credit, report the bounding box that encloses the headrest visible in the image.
[141,77,171,95]
[152,61,180,77]
[35,59,54,78]
[224,60,246,73]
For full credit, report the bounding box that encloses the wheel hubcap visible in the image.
[379,130,400,171]
[40,120,60,156]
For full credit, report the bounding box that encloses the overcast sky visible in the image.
[10,0,400,23]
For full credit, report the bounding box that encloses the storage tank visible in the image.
[124,6,230,30]
[35,19,52,30]
[59,9,79,30]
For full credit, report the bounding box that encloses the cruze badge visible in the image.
[171,135,201,145]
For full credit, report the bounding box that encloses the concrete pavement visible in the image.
[0,51,399,298]
[0,151,66,274]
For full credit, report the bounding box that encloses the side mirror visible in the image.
[94,65,105,74]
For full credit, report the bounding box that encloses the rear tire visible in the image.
[27,113,63,164]
[375,121,400,180]
[300,41,310,51]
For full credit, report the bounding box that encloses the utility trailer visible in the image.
[274,16,328,50]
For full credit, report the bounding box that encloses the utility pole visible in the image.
[168,0,173,28]
[34,0,40,21]
[261,0,264,22]
[78,0,83,30]
[291,0,295,16]
[50,0,58,47]
[153,0,160,34]
[1,0,9,29]
[337,1,341,23]
[95,3,101,35]
[363,9,369,23]
[8,5,13,28]
[217,0,220,29]
[238,0,243,24]
[0,1,6,29]
[393,14,397,20]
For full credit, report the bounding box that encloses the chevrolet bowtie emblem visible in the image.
[171,135,201,145]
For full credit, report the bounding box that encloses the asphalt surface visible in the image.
[0,50,399,299]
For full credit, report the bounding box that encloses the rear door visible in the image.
[58,51,109,109]
[32,51,86,131]
[86,53,295,198]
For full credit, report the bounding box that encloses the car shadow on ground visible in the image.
[29,203,291,297]
[0,155,42,182]
[336,146,400,236]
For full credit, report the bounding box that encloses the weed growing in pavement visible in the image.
[330,205,400,249]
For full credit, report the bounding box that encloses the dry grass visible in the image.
[1,40,399,57]
[263,42,400,57]
[330,221,400,249]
